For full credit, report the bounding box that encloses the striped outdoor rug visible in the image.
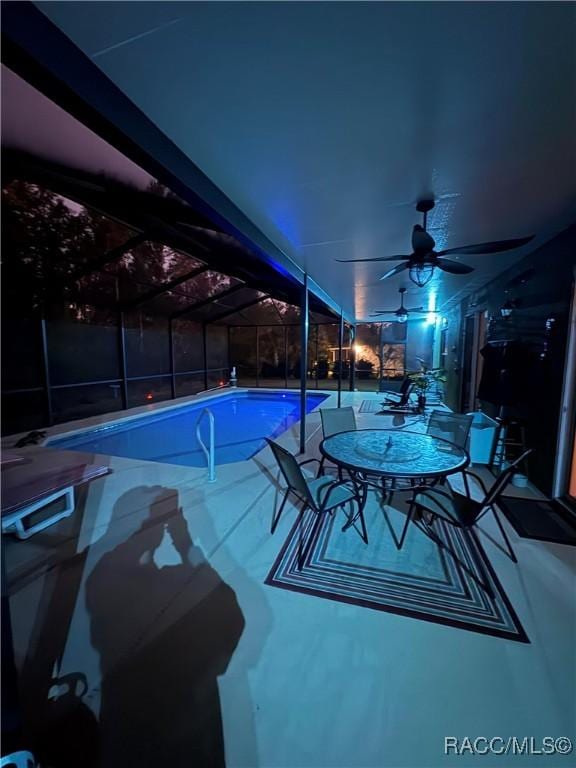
[266,499,528,643]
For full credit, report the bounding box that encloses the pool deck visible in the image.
[3,389,575,767]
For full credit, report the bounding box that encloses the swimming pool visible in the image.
[48,391,329,467]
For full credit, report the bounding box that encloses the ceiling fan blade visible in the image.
[405,306,425,312]
[412,225,435,252]
[379,262,409,281]
[335,255,410,263]
[436,258,475,274]
[437,235,534,257]
[176,222,223,236]
[370,310,396,315]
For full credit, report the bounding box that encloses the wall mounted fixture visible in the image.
[500,291,519,319]
[500,300,515,318]
[540,316,557,360]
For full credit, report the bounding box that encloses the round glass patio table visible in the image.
[320,429,469,481]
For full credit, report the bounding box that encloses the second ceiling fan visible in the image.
[370,287,428,323]
[336,200,534,287]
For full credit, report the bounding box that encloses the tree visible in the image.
[2,178,236,321]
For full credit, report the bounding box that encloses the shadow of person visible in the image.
[85,487,245,768]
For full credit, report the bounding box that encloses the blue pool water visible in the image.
[49,391,329,467]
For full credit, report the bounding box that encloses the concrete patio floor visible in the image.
[4,390,575,767]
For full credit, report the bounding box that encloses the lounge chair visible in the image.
[1,456,110,540]
[378,382,417,415]
[380,377,412,405]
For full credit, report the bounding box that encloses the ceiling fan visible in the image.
[369,287,429,323]
[336,200,534,287]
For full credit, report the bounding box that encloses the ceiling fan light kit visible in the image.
[335,199,534,290]
[408,262,435,288]
[370,287,426,322]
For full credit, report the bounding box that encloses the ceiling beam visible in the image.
[120,265,209,310]
[271,298,286,325]
[206,294,270,324]
[170,283,245,320]
[67,233,147,282]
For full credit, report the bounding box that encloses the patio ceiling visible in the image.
[7,2,576,319]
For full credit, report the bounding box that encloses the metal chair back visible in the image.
[427,410,473,449]
[266,439,314,506]
[399,377,411,395]
[320,407,356,438]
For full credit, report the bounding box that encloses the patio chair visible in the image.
[426,410,474,492]
[266,438,367,568]
[318,406,357,476]
[378,383,417,416]
[400,449,532,596]
[426,410,473,449]
[1,459,110,540]
[383,409,473,503]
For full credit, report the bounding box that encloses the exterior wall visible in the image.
[441,301,467,412]
[450,224,576,495]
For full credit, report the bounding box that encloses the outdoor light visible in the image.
[426,290,437,325]
[500,300,515,318]
[500,290,519,318]
[409,262,435,288]
[146,393,153,401]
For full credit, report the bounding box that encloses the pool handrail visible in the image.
[195,408,216,483]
